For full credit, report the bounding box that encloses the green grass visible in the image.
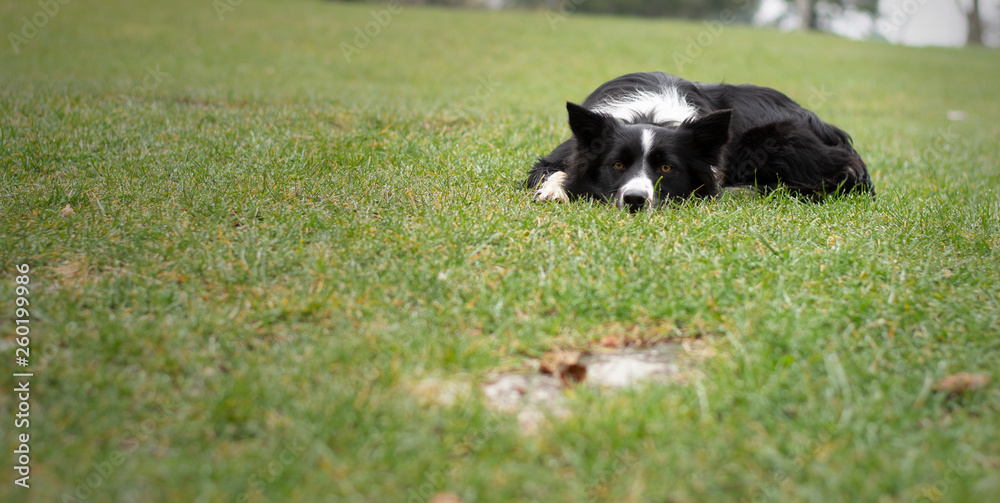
[2,0,1000,501]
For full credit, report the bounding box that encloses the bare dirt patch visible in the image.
[481,334,715,432]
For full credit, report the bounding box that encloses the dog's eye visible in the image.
[612,161,625,171]
[659,165,673,173]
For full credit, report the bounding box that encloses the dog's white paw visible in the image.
[534,172,569,203]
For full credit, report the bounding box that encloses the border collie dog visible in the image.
[526,72,874,211]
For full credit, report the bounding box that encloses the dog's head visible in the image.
[561,102,732,211]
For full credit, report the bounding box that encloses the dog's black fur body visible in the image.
[526,72,873,210]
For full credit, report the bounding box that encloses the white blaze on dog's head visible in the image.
[619,129,656,211]
[613,127,657,211]
[640,128,654,158]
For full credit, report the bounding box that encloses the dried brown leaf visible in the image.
[932,372,990,395]
[539,349,587,386]
[428,492,464,503]
[559,363,587,386]
[539,349,581,375]
[597,334,623,348]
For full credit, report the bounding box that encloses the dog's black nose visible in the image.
[622,194,649,212]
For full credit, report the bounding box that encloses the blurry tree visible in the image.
[510,0,761,22]
[332,0,763,21]
[962,0,984,45]
[792,0,878,31]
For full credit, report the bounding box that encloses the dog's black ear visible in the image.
[567,102,614,154]
[684,109,732,162]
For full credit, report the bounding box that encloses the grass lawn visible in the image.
[2,0,1000,501]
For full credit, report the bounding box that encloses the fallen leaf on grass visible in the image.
[60,204,75,216]
[597,334,623,348]
[932,372,990,396]
[539,349,580,373]
[539,349,587,386]
[428,492,463,503]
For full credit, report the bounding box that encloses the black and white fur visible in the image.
[526,72,874,211]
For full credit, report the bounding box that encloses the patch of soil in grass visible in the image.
[481,338,713,432]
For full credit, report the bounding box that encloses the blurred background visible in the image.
[335,0,1000,47]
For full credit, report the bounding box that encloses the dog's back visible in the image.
[696,82,873,197]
